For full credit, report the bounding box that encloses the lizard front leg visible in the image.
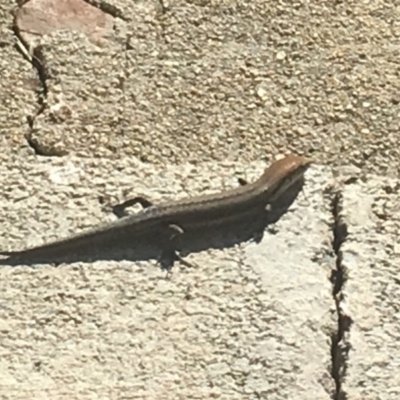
[111,196,154,218]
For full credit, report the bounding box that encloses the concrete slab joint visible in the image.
[0,0,399,398]
[0,157,394,399]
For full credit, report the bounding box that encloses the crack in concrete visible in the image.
[13,0,122,156]
[83,0,127,21]
[330,190,352,400]
[12,19,49,154]
[13,0,165,156]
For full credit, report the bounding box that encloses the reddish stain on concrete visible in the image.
[15,0,114,46]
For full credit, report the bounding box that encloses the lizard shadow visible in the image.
[0,179,305,268]
[175,178,304,257]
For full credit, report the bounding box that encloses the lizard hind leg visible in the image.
[159,224,196,272]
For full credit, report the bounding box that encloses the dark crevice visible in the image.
[12,23,49,96]
[153,0,170,45]
[157,14,169,46]
[330,191,352,400]
[12,17,49,154]
[83,0,127,20]
[158,0,169,15]
[31,46,49,96]
[24,135,49,156]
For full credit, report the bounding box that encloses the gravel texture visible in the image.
[1,0,400,399]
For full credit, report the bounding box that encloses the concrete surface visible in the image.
[337,175,400,400]
[0,157,336,400]
[0,0,399,399]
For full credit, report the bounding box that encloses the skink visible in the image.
[0,155,311,265]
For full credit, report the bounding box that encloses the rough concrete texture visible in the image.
[337,176,400,400]
[2,0,400,170]
[0,157,336,400]
[0,0,399,399]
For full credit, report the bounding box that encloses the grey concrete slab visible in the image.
[2,1,400,171]
[244,164,336,399]
[337,175,400,400]
[0,155,335,399]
